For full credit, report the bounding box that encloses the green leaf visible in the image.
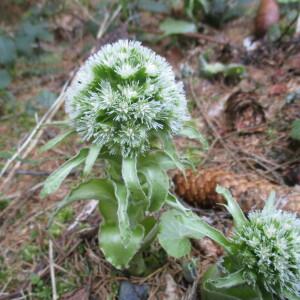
[0,35,16,65]
[40,149,88,198]
[0,69,12,89]
[99,223,144,269]
[113,182,131,245]
[216,185,248,228]
[197,0,210,13]
[158,210,203,258]
[278,0,300,2]
[179,121,209,150]
[83,144,102,176]
[160,18,197,36]
[201,265,263,300]
[36,90,57,108]
[291,119,300,140]
[212,270,246,289]
[165,192,191,213]
[160,133,185,173]
[122,157,147,204]
[39,130,75,153]
[48,179,116,227]
[262,191,276,213]
[15,35,34,56]
[138,151,177,170]
[140,164,169,211]
[159,209,231,258]
[137,0,170,13]
[200,56,245,79]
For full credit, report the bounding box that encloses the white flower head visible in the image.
[228,209,300,297]
[65,40,189,157]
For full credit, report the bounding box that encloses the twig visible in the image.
[188,79,247,173]
[0,4,122,193]
[49,240,58,300]
[0,80,70,192]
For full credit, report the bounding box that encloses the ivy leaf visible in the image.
[99,223,144,269]
[160,18,197,36]
[48,178,116,227]
[0,69,12,89]
[140,164,169,212]
[158,209,204,258]
[0,35,16,65]
[40,149,88,198]
[83,144,102,176]
[39,129,75,153]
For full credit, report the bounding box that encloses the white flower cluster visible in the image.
[229,208,300,297]
[65,40,188,156]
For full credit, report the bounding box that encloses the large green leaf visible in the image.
[216,186,248,228]
[138,151,177,170]
[0,35,16,65]
[158,209,204,258]
[48,178,116,227]
[160,18,197,36]
[40,149,88,198]
[83,144,102,176]
[39,129,75,153]
[122,157,147,204]
[158,209,231,258]
[140,164,169,211]
[99,223,144,269]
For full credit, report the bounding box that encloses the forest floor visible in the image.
[0,0,299,299]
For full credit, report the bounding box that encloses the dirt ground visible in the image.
[0,0,299,299]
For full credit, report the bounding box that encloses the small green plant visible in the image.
[41,39,206,270]
[159,188,300,299]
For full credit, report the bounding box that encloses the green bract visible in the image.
[65,40,188,157]
[41,39,207,271]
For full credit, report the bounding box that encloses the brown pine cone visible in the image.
[173,168,300,214]
[225,91,266,133]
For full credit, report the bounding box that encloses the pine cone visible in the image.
[225,91,266,133]
[173,168,300,214]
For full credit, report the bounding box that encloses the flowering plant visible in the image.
[159,188,300,299]
[40,40,206,270]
